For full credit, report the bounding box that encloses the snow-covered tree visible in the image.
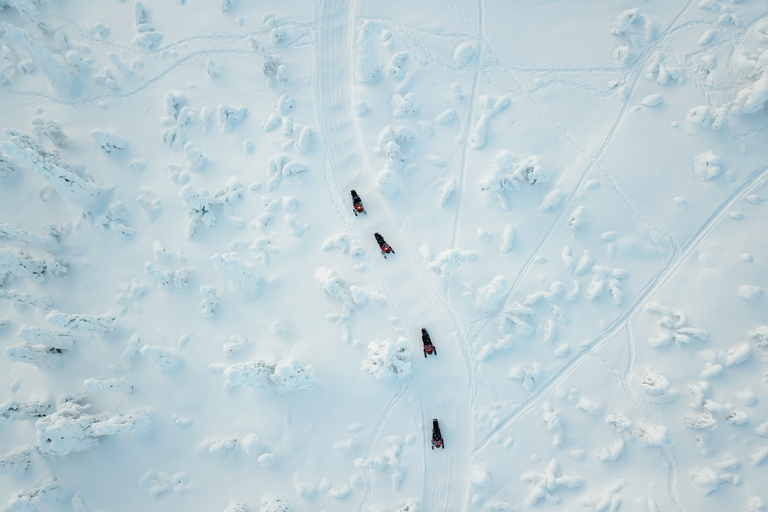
[260,493,289,512]
[0,445,33,475]
[364,337,413,380]
[223,360,275,392]
[223,359,317,394]
[35,395,150,456]
[1,132,112,213]
[270,359,317,394]
[210,252,263,298]
[315,266,353,309]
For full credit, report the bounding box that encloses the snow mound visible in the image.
[468,275,509,315]
[90,129,127,153]
[1,397,52,423]
[223,358,316,394]
[354,20,380,83]
[260,494,289,512]
[184,142,208,171]
[510,362,543,391]
[223,501,250,512]
[223,360,275,392]
[200,285,219,318]
[210,253,263,298]
[479,151,550,209]
[427,249,477,280]
[471,467,490,487]
[1,132,112,213]
[32,119,69,149]
[83,377,134,394]
[453,42,476,67]
[364,337,413,380]
[395,500,419,512]
[733,73,768,114]
[0,289,53,311]
[218,104,248,133]
[4,479,62,512]
[521,458,583,506]
[4,23,77,95]
[35,396,150,456]
[46,310,116,335]
[198,436,237,455]
[315,266,353,308]
[5,342,63,369]
[265,153,309,192]
[140,345,181,373]
[691,467,723,495]
[738,285,763,301]
[391,93,421,118]
[271,359,317,394]
[471,96,510,150]
[0,249,48,283]
[750,326,768,347]
[440,178,456,206]
[0,445,33,475]
[693,150,722,181]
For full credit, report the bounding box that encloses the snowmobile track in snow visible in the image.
[315,0,473,510]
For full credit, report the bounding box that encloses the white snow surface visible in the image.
[1,2,768,512]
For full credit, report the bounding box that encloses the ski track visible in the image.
[447,0,485,256]
[465,60,647,345]
[622,322,637,383]
[471,155,768,457]
[662,447,686,512]
[465,0,768,465]
[315,1,472,511]
[466,0,697,375]
[286,268,318,338]
[358,380,412,512]
[4,47,260,105]
[0,25,316,106]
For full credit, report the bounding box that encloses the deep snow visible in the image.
[1,1,768,512]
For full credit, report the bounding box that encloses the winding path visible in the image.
[314,0,472,510]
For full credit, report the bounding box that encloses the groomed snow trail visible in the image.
[315,1,472,511]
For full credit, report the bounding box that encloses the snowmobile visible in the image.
[431,419,444,450]
[374,232,394,258]
[422,328,436,358]
[350,189,366,216]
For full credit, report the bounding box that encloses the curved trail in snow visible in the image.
[469,2,768,458]
[314,1,472,511]
[448,0,485,255]
[466,0,698,347]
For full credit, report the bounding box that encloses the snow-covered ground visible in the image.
[1,1,767,511]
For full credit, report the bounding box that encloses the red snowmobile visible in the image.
[374,232,394,258]
[422,328,436,358]
[351,190,366,216]
[431,419,444,450]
